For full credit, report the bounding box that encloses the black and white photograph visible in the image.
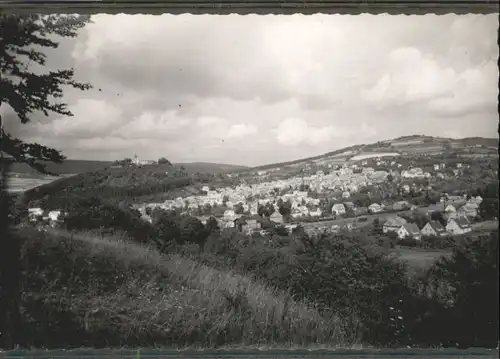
[0,8,498,357]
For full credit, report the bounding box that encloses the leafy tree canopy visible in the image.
[1,14,92,174]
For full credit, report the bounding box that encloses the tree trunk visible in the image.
[0,159,22,349]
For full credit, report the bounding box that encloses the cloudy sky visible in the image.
[4,14,498,166]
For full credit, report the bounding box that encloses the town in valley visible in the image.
[16,134,498,252]
[2,12,498,351]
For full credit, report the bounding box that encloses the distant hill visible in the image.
[8,159,113,175]
[15,134,497,209]
[8,159,247,176]
[19,162,244,209]
[243,135,498,173]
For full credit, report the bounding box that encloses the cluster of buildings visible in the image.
[125,158,478,235]
[23,152,483,240]
[383,214,473,241]
[380,195,483,240]
[138,165,393,219]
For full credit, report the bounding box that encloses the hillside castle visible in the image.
[133,154,156,166]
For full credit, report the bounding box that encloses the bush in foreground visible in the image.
[409,230,499,348]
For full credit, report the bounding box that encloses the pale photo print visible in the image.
[0,12,498,354]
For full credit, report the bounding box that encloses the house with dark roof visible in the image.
[457,203,479,218]
[270,211,284,224]
[355,206,369,215]
[393,201,410,211]
[398,223,421,240]
[383,216,408,233]
[421,220,447,237]
[446,217,472,235]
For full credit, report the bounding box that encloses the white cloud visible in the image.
[38,98,123,138]
[428,60,499,116]
[14,14,498,165]
[362,47,458,108]
[362,46,497,116]
[197,116,226,128]
[227,123,257,138]
[76,136,140,151]
[274,118,343,146]
[112,110,191,140]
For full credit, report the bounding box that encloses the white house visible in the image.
[270,211,283,224]
[342,191,351,199]
[445,204,457,213]
[223,209,236,220]
[446,217,472,235]
[383,216,408,233]
[457,203,478,218]
[393,201,410,211]
[28,208,44,222]
[368,203,383,213]
[421,221,447,237]
[140,214,153,224]
[309,208,322,217]
[469,196,483,205]
[331,203,346,216]
[397,223,422,240]
[47,210,61,222]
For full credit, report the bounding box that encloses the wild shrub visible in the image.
[416,230,499,348]
[63,197,157,245]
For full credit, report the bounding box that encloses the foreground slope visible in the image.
[16,227,352,349]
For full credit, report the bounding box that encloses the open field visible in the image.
[6,174,72,193]
[350,153,400,161]
[389,246,451,272]
[248,136,498,172]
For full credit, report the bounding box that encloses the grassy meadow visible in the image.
[16,227,355,349]
[7,174,70,193]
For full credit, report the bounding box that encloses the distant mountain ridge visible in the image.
[6,135,497,177]
[8,159,248,175]
[244,135,498,172]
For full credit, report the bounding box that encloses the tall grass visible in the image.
[16,227,358,349]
